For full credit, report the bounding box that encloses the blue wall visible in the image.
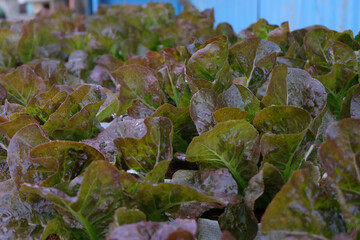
[193,0,360,34]
[91,0,360,34]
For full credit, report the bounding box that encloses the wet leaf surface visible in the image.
[261,169,346,240]
[21,160,124,239]
[253,106,311,180]
[186,120,260,192]
[0,4,359,239]
[133,181,221,221]
[111,64,163,115]
[107,218,197,240]
[189,88,217,135]
[319,119,360,231]
[114,117,173,174]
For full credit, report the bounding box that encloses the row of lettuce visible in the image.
[0,3,359,240]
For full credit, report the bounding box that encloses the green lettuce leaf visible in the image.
[218,201,259,240]
[172,168,239,204]
[0,115,38,140]
[25,85,73,123]
[186,120,260,191]
[0,29,20,68]
[340,83,360,119]
[17,20,61,63]
[133,181,220,221]
[144,160,171,184]
[0,83,7,104]
[107,218,197,240]
[0,179,49,240]
[189,88,217,134]
[0,65,46,105]
[253,106,311,180]
[96,87,119,121]
[51,101,103,140]
[262,66,327,118]
[304,28,358,117]
[229,38,281,98]
[41,84,107,140]
[82,118,146,162]
[7,124,50,187]
[319,118,360,231]
[243,163,284,222]
[40,218,72,240]
[213,107,252,123]
[114,117,173,175]
[29,140,105,186]
[152,103,197,153]
[21,160,124,240]
[217,83,261,120]
[186,35,232,92]
[170,168,238,219]
[215,23,237,44]
[65,50,91,79]
[261,169,346,240]
[111,64,164,115]
[127,100,155,119]
[159,47,192,107]
[108,207,146,233]
[267,22,290,51]
[34,60,69,87]
[246,18,278,39]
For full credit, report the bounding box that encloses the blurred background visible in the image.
[2,0,360,33]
